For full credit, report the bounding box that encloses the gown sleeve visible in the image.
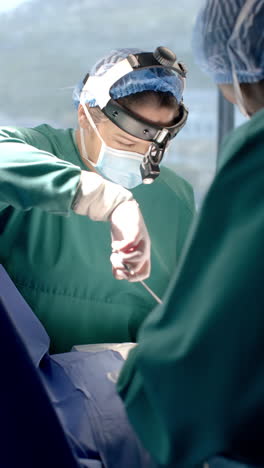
[0,127,81,215]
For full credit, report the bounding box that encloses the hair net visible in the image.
[192,0,264,84]
[73,48,185,109]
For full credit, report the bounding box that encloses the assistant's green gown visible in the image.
[0,124,194,352]
[117,108,264,468]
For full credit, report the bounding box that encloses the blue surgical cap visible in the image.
[192,0,264,84]
[73,48,184,109]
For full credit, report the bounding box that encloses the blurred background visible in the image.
[0,0,230,205]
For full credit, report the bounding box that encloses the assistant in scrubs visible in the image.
[117,2,264,467]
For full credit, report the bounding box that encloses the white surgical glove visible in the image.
[110,200,151,282]
[72,171,151,282]
[72,171,133,221]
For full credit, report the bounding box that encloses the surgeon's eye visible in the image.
[116,140,137,148]
[124,143,137,148]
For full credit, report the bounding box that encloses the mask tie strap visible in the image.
[80,97,107,165]
[232,67,249,118]
[80,97,105,142]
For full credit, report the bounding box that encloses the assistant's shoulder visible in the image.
[30,124,71,150]
[218,108,264,171]
[0,124,61,149]
[0,125,37,144]
[4,124,74,158]
[157,166,195,214]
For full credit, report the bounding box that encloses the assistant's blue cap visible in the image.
[192,0,264,84]
[73,48,185,109]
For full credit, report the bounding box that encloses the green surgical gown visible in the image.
[0,124,194,353]
[117,108,264,467]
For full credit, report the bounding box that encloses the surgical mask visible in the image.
[232,68,250,119]
[80,101,144,189]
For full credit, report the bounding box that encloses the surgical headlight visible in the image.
[81,46,189,184]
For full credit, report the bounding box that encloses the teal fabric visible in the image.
[118,109,264,467]
[0,124,194,353]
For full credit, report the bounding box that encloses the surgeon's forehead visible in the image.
[111,126,144,143]
[107,103,179,142]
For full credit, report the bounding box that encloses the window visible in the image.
[1,0,217,205]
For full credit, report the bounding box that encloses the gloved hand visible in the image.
[110,200,151,282]
[72,171,151,282]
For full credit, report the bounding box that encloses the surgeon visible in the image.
[0,46,195,352]
[117,2,264,467]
